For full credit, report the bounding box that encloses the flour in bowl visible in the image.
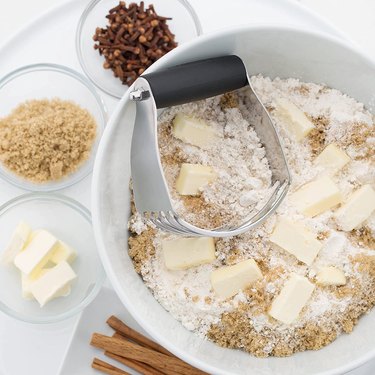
[128,75,375,357]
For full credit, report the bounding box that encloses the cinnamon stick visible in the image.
[91,333,206,375]
[111,333,166,374]
[92,357,130,375]
[105,350,166,375]
[107,315,172,356]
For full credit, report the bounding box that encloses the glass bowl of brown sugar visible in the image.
[0,63,107,192]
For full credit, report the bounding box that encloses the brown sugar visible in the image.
[293,85,310,96]
[207,301,271,358]
[317,230,330,241]
[0,99,97,183]
[350,226,375,250]
[128,228,156,274]
[181,196,227,229]
[219,92,239,110]
[353,254,375,277]
[308,115,330,156]
[342,122,375,161]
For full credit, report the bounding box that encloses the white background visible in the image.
[1,0,375,59]
[0,0,374,374]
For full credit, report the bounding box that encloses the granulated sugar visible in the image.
[128,75,375,357]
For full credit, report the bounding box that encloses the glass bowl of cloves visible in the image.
[76,0,202,99]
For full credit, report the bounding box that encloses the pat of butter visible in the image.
[21,269,71,299]
[334,184,375,231]
[275,98,315,141]
[24,229,40,248]
[211,259,263,299]
[269,273,315,324]
[270,218,322,265]
[14,230,58,276]
[50,241,77,264]
[291,176,343,217]
[176,163,216,196]
[316,267,346,286]
[162,237,215,270]
[30,261,76,307]
[1,221,32,265]
[172,113,219,148]
[314,144,350,174]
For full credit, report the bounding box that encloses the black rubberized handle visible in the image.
[142,55,248,108]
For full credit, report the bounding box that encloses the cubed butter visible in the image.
[270,218,322,265]
[316,267,346,286]
[14,230,58,276]
[50,241,77,264]
[24,229,40,248]
[30,261,76,307]
[314,144,350,174]
[1,221,32,265]
[211,259,263,299]
[176,163,216,196]
[269,273,315,324]
[172,113,219,148]
[275,98,315,141]
[21,269,71,299]
[162,237,215,270]
[291,176,343,217]
[22,271,42,299]
[334,184,375,231]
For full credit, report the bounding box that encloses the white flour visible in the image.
[157,94,273,226]
[129,75,375,353]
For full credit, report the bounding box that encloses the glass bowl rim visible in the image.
[75,0,203,99]
[0,192,106,324]
[0,62,108,192]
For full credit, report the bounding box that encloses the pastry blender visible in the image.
[130,55,290,237]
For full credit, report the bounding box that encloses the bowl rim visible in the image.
[75,0,203,99]
[0,62,108,192]
[92,23,375,375]
[0,192,106,324]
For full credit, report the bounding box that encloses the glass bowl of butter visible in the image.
[0,193,105,324]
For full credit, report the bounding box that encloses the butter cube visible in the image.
[1,221,32,265]
[21,269,71,299]
[172,113,219,148]
[30,261,76,307]
[316,267,346,286]
[314,144,350,174]
[270,218,322,265]
[275,98,315,141]
[269,274,315,324]
[50,241,77,264]
[176,163,216,196]
[291,176,343,217]
[162,237,215,270]
[14,230,58,276]
[211,259,263,299]
[334,185,375,231]
[24,229,40,248]
[22,272,40,299]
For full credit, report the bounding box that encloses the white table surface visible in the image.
[0,1,374,375]
[1,0,375,60]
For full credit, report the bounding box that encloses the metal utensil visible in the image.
[130,55,290,237]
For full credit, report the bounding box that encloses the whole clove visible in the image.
[93,1,178,86]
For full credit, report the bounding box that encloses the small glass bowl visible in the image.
[0,63,107,192]
[0,193,106,324]
[76,0,202,99]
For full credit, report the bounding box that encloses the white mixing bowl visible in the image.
[92,25,375,375]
